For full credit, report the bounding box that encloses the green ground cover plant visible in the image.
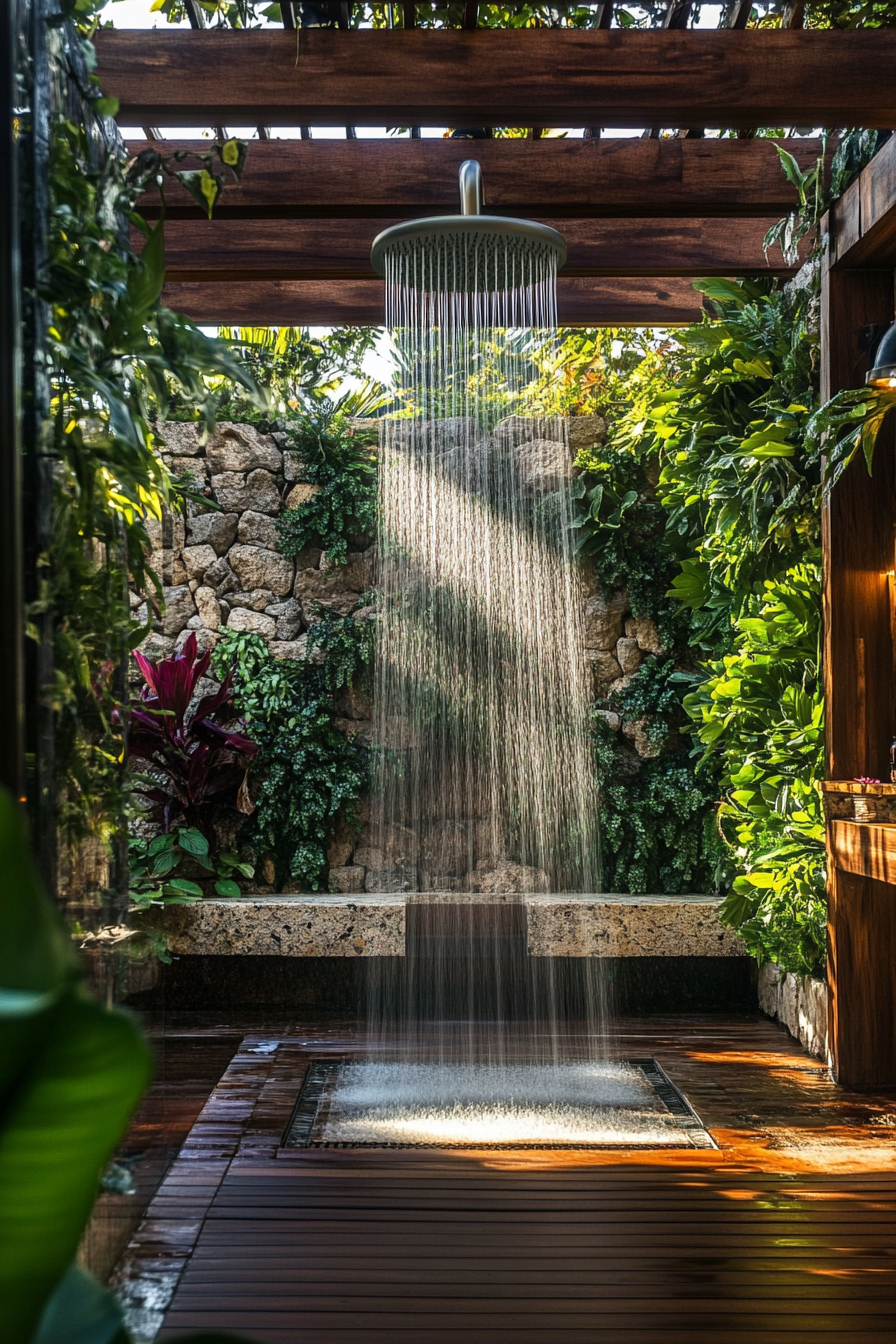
[211,615,373,890]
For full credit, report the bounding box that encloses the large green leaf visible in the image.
[0,991,151,1344]
[0,788,152,1344]
[32,1265,129,1344]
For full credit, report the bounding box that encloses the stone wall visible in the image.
[132,419,374,703]
[133,416,679,896]
[758,962,829,1062]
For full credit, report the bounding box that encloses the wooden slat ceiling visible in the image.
[96,30,896,128]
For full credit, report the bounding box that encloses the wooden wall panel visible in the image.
[822,259,896,1087]
[827,870,896,1089]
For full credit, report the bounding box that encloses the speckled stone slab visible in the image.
[138,892,743,959]
[525,894,746,958]
[139,895,406,958]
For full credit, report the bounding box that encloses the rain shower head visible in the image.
[370,159,566,293]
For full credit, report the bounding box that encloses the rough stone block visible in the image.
[206,423,282,474]
[229,589,277,611]
[271,637,312,661]
[329,866,366,894]
[625,615,665,655]
[334,683,373,721]
[212,468,280,515]
[136,632,176,666]
[203,556,238,596]
[226,608,276,638]
[470,859,549,894]
[161,585,197,636]
[228,543,294,597]
[238,510,281,549]
[757,962,781,1018]
[284,481,322,510]
[593,708,621,732]
[583,592,628,649]
[187,511,239,554]
[283,450,309,482]
[170,456,208,485]
[266,597,304,640]
[587,649,623,695]
[294,567,362,618]
[195,586,222,631]
[334,718,374,745]
[182,544,218,581]
[567,414,607,451]
[622,717,662,760]
[514,438,573,491]
[157,422,205,456]
[151,548,188,587]
[616,636,643,675]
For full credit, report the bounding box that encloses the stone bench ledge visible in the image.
[138,893,745,959]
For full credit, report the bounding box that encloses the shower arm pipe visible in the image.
[458,160,483,216]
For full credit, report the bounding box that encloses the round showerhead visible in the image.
[370,159,566,293]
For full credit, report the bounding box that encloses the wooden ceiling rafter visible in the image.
[161,275,709,326]
[130,136,825,219]
[95,30,896,129]
[149,213,806,281]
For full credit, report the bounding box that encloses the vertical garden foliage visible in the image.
[211,617,373,890]
[43,113,259,844]
[569,280,827,970]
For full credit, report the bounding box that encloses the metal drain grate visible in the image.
[282,1058,717,1150]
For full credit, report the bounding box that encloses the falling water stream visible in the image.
[346,186,610,1139]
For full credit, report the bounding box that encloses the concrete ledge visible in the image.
[139,893,745,960]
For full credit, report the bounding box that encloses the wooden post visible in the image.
[821,245,896,1086]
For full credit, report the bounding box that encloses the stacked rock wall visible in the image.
[134,416,679,894]
[132,421,374,673]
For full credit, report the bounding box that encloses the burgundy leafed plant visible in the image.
[128,633,258,836]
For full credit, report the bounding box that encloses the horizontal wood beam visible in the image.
[161,276,706,326]
[151,215,801,280]
[829,820,896,886]
[128,138,824,221]
[96,30,896,128]
[828,132,896,269]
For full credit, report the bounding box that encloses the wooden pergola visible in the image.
[94,21,896,1086]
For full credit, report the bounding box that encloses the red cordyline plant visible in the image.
[127,632,259,838]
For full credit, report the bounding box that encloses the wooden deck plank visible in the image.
[111,1015,896,1342]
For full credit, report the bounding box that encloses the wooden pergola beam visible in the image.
[161,276,706,326]
[151,215,803,279]
[129,137,824,221]
[96,30,896,128]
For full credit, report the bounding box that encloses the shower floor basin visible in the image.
[283,1059,716,1149]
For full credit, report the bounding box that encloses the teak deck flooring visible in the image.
[109,1013,896,1342]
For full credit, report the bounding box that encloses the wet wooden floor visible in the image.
[109,1014,896,1342]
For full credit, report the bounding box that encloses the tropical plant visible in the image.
[0,787,151,1344]
[128,825,256,909]
[42,111,263,848]
[276,400,381,566]
[211,620,371,889]
[684,565,826,973]
[127,632,259,837]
